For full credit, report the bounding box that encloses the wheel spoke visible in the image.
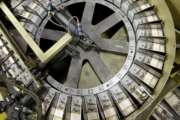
[81,2,96,27]
[87,51,112,83]
[95,38,129,55]
[41,29,65,41]
[93,11,122,34]
[65,57,82,88]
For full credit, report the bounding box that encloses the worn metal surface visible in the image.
[0,0,178,120]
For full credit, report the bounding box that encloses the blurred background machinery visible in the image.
[0,0,179,120]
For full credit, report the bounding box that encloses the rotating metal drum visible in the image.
[0,0,176,119]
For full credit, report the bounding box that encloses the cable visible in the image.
[46,0,81,35]
[46,2,69,33]
[68,16,79,28]
[68,16,80,23]
[48,17,67,30]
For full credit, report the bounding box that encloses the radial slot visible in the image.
[135,50,165,70]
[47,93,60,120]
[40,87,56,115]
[151,103,177,120]
[2,56,18,71]
[110,84,136,116]
[121,0,137,14]
[129,63,160,88]
[121,75,149,104]
[69,96,82,120]
[149,86,180,120]
[164,92,180,116]
[7,64,22,78]
[133,10,160,29]
[20,11,42,26]
[11,0,31,12]
[25,2,47,19]
[48,93,68,120]
[84,96,100,120]
[128,1,153,21]
[137,37,165,53]
[10,0,23,9]
[137,24,164,39]
[0,43,12,61]
[98,92,119,120]
[0,29,37,87]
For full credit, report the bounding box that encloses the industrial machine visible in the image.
[0,0,179,120]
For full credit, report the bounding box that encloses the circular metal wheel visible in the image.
[0,0,174,119]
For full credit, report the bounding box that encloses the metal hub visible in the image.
[37,0,136,94]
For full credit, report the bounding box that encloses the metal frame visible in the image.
[127,0,177,119]
[0,0,177,120]
[0,2,72,63]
